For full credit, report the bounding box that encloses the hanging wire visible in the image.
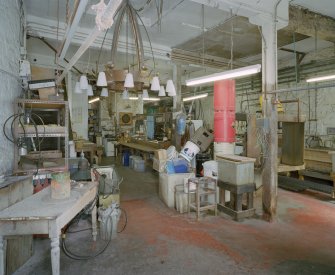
[135,10,156,73]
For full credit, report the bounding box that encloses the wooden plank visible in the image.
[215,154,256,163]
[304,148,332,163]
[304,160,331,173]
[277,163,305,173]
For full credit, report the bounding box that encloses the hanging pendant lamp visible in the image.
[122,89,129,99]
[158,85,166,96]
[101,87,108,97]
[166,79,176,96]
[97,72,107,87]
[124,72,135,88]
[80,75,89,90]
[151,76,160,91]
[87,85,94,96]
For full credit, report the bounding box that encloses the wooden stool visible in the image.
[217,181,255,221]
[188,177,217,221]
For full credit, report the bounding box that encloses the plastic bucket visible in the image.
[214,142,235,155]
[203,160,218,178]
[179,141,200,162]
[122,150,130,166]
[51,172,71,199]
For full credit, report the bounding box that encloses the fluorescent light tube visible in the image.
[183,93,208,102]
[186,64,261,86]
[89,97,100,103]
[144,98,160,101]
[129,97,138,100]
[306,74,335,83]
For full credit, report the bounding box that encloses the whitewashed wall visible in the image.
[0,0,23,175]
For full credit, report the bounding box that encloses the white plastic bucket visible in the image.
[214,142,235,159]
[203,160,218,179]
[179,141,200,162]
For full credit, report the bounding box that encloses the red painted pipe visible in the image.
[214,79,235,142]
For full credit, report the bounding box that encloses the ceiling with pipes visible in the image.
[25,0,335,83]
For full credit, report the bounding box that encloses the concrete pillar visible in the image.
[261,21,278,221]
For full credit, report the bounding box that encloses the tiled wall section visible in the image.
[0,0,22,174]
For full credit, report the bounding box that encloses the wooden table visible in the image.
[118,141,156,161]
[0,182,97,275]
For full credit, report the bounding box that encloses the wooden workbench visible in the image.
[118,141,157,161]
[0,182,97,275]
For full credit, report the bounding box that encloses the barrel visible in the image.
[51,172,71,199]
[214,79,235,112]
[122,150,130,166]
[214,111,235,142]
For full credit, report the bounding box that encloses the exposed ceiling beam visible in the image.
[58,0,88,60]
[286,5,335,43]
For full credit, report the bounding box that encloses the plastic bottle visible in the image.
[176,113,187,135]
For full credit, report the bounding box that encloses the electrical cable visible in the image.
[62,202,127,260]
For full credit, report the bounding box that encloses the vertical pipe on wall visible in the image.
[213,79,236,143]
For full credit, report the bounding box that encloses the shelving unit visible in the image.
[187,177,217,220]
[13,99,69,174]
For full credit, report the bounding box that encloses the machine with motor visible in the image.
[91,165,124,240]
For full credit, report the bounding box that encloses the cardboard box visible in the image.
[154,149,167,160]
[38,87,56,100]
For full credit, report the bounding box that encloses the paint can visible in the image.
[51,172,71,199]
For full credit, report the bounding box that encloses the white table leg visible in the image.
[91,205,97,241]
[0,236,4,275]
[50,237,60,275]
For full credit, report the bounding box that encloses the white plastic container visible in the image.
[203,160,218,178]
[159,172,195,208]
[179,141,200,162]
[217,155,255,185]
[134,158,145,172]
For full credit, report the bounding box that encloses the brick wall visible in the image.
[0,0,22,175]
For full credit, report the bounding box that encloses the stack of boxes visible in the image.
[153,149,167,172]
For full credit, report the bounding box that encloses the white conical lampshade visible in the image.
[158,85,166,96]
[97,71,107,87]
[150,76,160,91]
[142,89,149,99]
[101,87,108,97]
[124,73,134,88]
[122,89,129,99]
[80,75,88,90]
[166,79,176,96]
[87,85,94,96]
[75,82,82,94]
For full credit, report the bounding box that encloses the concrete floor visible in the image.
[14,159,335,275]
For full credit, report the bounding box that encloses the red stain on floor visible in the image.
[120,189,335,271]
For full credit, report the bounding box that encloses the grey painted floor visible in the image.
[13,160,335,275]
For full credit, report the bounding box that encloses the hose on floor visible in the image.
[61,206,127,260]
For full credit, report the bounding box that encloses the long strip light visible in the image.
[129,97,160,101]
[306,74,335,83]
[183,93,208,102]
[185,64,261,86]
[89,97,100,103]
